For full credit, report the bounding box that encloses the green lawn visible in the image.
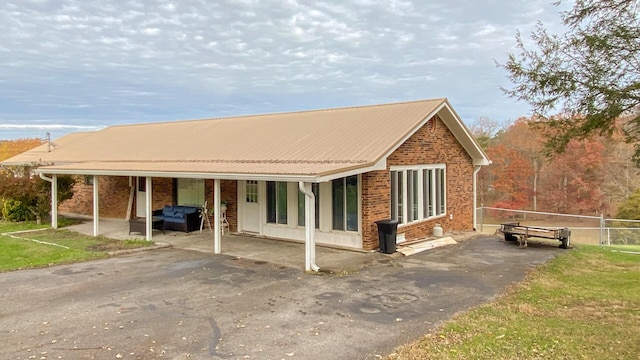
[0,220,154,272]
[389,245,640,359]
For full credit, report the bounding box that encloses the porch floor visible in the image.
[66,218,385,271]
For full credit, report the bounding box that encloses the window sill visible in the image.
[397,214,446,228]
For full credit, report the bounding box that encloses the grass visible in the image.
[0,220,154,272]
[388,245,640,360]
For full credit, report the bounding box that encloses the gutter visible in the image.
[39,172,58,229]
[39,172,53,182]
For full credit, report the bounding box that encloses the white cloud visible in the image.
[0,0,566,139]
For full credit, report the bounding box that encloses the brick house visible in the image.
[2,99,489,271]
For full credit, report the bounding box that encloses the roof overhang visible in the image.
[376,99,490,166]
[33,157,388,183]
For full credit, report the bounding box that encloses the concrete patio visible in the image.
[66,218,390,272]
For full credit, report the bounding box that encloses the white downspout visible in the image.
[93,175,99,236]
[38,173,58,229]
[473,166,481,231]
[299,182,319,272]
[213,179,221,254]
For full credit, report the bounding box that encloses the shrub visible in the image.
[2,198,34,221]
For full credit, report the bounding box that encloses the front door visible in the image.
[136,177,146,218]
[242,180,260,233]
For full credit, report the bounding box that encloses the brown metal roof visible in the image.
[3,99,489,180]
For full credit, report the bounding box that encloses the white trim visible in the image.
[33,155,389,184]
[391,165,447,226]
[439,102,490,166]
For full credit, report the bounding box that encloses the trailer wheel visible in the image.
[559,237,569,249]
[504,233,517,242]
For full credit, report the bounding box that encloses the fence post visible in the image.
[599,214,605,246]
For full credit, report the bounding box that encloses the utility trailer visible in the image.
[500,222,570,249]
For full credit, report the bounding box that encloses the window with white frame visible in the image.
[246,180,258,203]
[391,165,446,224]
[266,181,287,224]
[332,175,358,231]
[298,183,320,228]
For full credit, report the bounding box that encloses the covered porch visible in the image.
[65,218,379,271]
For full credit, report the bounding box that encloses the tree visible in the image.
[498,118,545,211]
[485,144,534,210]
[0,138,44,161]
[535,137,606,215]
[617,188,640,219]
[0,168,75,224]
[502,0,640,164]
[468,116,502,149]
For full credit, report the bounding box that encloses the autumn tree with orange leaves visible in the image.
[0,138,44,162]
[475,115,622,215]
[0,138,75,223]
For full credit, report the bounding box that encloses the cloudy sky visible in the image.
[0,0,569,140]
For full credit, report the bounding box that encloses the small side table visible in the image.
[129,217,165,235]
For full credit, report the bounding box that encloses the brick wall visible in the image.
[59,176,131,218]
[61,177,239,231]
[221,180,238,232]
[360,115,475,250]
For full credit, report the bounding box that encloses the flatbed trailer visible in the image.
[500,222,570,249]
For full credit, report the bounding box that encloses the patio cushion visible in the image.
[154,205,200,230]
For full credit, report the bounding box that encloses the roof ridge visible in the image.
[107,98,447,129]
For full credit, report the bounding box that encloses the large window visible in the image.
[176,178,204,206]
[267,181,287,224]
[298,183,320,228]
[391,165,446,224]
[332,175,358,231]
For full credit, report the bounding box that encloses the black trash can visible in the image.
[375,219,398,254]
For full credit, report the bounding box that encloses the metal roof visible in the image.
[3,99,489,180]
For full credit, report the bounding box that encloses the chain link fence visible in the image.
[476,206,640,246]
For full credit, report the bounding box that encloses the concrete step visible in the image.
[397,236,457,256]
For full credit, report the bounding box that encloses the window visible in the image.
[267,181,287,224]
[137,177,146,192]
[85,175,94,186]
[246,180,258,203]
[332,175,358,231]
[391,165,446,224]
[391,171,403,223]
[298,183,320,228]
[177,178,204,206]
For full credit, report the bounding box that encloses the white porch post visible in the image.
[93,175,99,236]
[145,176,152,241]
[214,179,221,253]
[299,182,319,272]
[51,175,58,229]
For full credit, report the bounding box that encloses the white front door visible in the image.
[242,180,260,233]
[136,177,146,218]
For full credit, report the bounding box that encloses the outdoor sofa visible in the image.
[152,205,201,233]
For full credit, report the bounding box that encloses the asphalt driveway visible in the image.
[0,235,561,360]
